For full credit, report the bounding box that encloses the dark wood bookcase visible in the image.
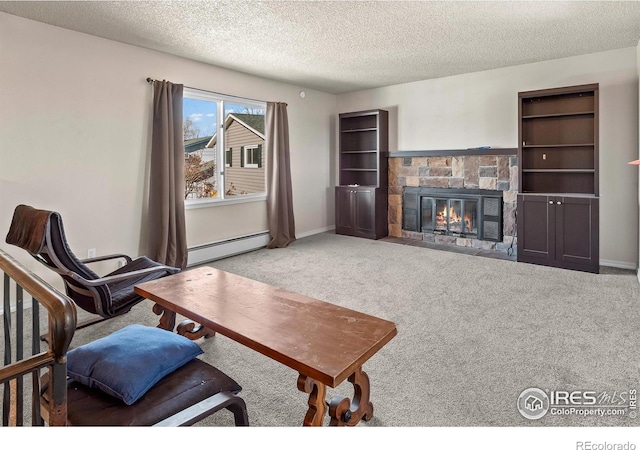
[335,109,389,239]
[517,84,599,273]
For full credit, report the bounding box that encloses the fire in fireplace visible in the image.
[425,198,479,237]
[403,187,503,242]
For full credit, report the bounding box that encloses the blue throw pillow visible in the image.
[67,324,204,405]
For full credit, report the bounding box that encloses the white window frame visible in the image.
[183,88,267,209]
[243,145,260,168]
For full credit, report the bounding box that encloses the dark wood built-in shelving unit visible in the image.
[335,109,389,239]
[517,83,599,273]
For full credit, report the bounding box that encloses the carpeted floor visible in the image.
[83,232,640,427]
[8,232,640,427]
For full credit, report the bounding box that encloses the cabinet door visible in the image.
[353,188,375,237]
[555,196,599,271]
[517,194,556,262]
[335,187,354,235]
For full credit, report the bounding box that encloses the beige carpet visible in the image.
[77,232,640,427]
[6,232,640,427]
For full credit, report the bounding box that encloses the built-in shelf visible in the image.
[519,111,597,194]
[517,83,599,273]
[522,143,594,148]
[522,111,595,119]
[342,127,378,133]
[341,168,377,172]
[336,109,389,240]
[341,150,378,154]
[522,169,595,173]
[517,192,597,198]
[339,109,388,187]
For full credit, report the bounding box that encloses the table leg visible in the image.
[328,366,374,426]
[153,303,215,339]
[153,303,176,331]
[177,319,216,339]
[297,374,327,426]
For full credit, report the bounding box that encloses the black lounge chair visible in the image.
[5,204,180,327]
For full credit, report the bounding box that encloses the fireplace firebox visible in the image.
[422,196,479,237]
[403,187,503,242]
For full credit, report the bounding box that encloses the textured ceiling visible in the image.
[2,1,640,94]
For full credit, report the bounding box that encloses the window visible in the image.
[225,148,233,168]
[242,145,262,168]
[183,88,266,205]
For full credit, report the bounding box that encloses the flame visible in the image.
[436,204,475,232]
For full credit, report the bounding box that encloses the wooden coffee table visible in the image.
[134,266,397,426]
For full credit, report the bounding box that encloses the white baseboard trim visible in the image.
[296,225,335,239]
[187,231,270,267]
[186,226,336,267]
[599,259,637,271]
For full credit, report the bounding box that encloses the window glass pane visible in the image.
[183,97,218,199]
[225,148,232,168]
[463,200,478,236]
[223,103,266,197]
[435,199,447,232]
[449,200,463,234]
[183,90,266,204]
[421,197,434,232]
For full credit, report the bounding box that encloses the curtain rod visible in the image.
[146,77,268,104]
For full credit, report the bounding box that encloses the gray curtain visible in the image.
[147,80,188,269]
[265,102,296,248]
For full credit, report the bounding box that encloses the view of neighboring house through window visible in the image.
[183,88,266,204]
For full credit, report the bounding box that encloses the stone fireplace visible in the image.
[388,150,518,253]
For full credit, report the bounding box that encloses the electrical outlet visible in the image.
[87,248,96,258]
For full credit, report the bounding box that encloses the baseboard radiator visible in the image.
[187,231,271,267]
[186,227,337,267]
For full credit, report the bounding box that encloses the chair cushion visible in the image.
[67,324,203,405]
[106,256,177,313]
[60,359,243,426]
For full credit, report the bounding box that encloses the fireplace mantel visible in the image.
[389,148,517,158]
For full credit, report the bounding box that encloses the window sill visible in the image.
[185,194,267,210]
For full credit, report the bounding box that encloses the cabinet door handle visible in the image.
[549,201,553,204]
[557,201,561,205]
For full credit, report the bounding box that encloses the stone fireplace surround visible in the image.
[388,149,518,253]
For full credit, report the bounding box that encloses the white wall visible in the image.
[0,13,336,285]
[637,39,640,278]
[337,48,640,268]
